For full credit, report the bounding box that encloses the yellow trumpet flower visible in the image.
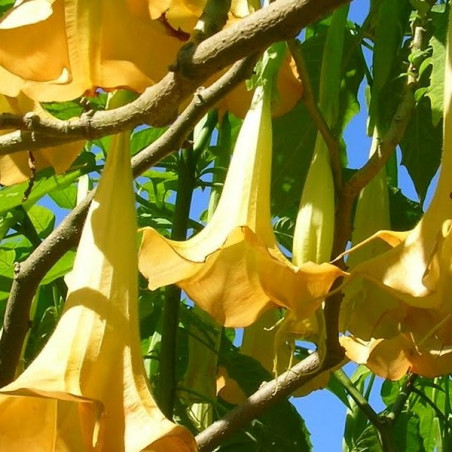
[347,12,452,313]
[341,306,452,380]
[139,62,344,327]
[339,8,452,379]
[0,132,196,451]
[0,0,183,101]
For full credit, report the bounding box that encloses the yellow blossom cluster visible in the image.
[2,0,452,449]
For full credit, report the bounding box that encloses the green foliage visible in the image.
[427,4,449,125]
[400,96,443,202]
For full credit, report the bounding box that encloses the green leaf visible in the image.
[381,378,405,406]
[131,126,168,156]
[40,250,76,286]
[0,209,23,241]
[49,183,77,210]
[427,5,449,126]
[26,204,55,238]
[388,185,423,230]
[0,248,15,279]
[399,96,443,202]
[410,0,433,19]
[318,4,350,124]
[350,424,382,452]
[412,397,437,452]
[42,100,84,120]
[0,0,14,16]
[369,0,411,132]
[0,151,96,215]
[271,100,316,216]
[394,411,425,452]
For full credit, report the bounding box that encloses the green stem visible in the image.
[384,374,417,422]
[158,147,197,419]
[207,113,231,219]
[334,368,398,452]
[334,369,380,425]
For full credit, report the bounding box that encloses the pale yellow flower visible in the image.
[0,132,196,451]
[340,9,452,379]
[139,77,344,327]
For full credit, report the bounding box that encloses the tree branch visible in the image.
[195,351,344,451]
[0,0,350,157]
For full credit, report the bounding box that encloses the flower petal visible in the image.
[0,0,184,101]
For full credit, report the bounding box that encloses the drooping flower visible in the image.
[139,46,344,327]
[340,9,452,379]
[0,93,84,185]
[0,132,196,451]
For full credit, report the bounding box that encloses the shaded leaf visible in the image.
[399,96,442,202]
[40,250,76,286]
[394,411,425,452]
[388,185,423,231]
[427,5,449,126]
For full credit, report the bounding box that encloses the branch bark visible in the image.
[195,351,344,452]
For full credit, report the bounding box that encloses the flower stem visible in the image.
[158,147,197,419]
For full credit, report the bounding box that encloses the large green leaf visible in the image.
[0,249,14,301]
[369,0,412,132]
[427,5,449,126]
[26,204,55,238]
[388,185,423,230]
[412,396,437,452]
[49,183,77,210]
[131,126,168,156]
[350,424,382,452]
[399,96,443,202]
[40,250,76,286]
[394,411,425,452]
